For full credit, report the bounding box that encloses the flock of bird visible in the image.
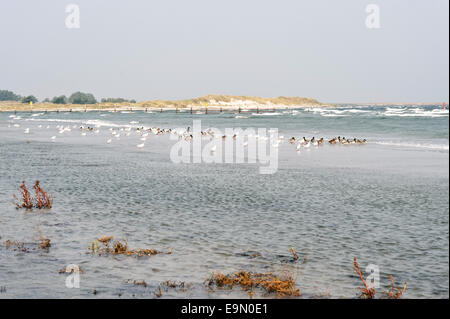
[10,120,367,153]
[288,136,367,151]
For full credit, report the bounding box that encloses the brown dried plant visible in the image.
[5,240,26,251]
[206,270,300,297]
[33,181,53,209]
[14,181,33,209]
[5,232,50,252]
[39,234,51,249]
[125,279,147,287]
[89,235,171,257]
[155,287,162,298]
[159,280,192,293]
[386,275,407,299]
[59,266,85,274]
[290,247,299,261]
[353,257,376,299]
[14,181,53,209]
[353,257,406,299]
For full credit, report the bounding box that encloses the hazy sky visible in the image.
[0,0,448,103]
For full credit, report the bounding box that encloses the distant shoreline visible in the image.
[0,104,327,113]
[0,103,444,113]
[0,93,444,113]
[0,94,328,112]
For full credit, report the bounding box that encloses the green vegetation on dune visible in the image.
[68,91,97,104]
[0,89,21,101]
[51,95,68,104]
[21,95,38,104]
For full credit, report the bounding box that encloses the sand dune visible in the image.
[0,94,324,112]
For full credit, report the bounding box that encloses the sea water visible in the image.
[0,104,448,298]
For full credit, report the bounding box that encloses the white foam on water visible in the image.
[383,107,448,118]
[386,107,407,112]
[375,141,449,151]
[26,118,80,123]
[305,107,328,112]
[430,109,449,114]
[303,106,448,118]
[305,108,359,117]
[383,112,448,118]
[85,119,131,129]
[251,112,281,116]
[23,117,135,129]
[321,114,347,117]
[346,109,373,113]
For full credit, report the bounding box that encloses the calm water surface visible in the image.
[0,105,448,298]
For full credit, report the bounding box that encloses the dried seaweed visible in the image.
[206,270,300,297]
[89,235,172,257]
[5,233,51,252]
[160,280,192,292]
[125,279,147,287]
[58,265,85,274]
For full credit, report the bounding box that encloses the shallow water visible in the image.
[0,104,448,298]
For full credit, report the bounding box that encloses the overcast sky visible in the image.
[0,0,448,103]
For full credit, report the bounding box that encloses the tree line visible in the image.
[0,90,136,104]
